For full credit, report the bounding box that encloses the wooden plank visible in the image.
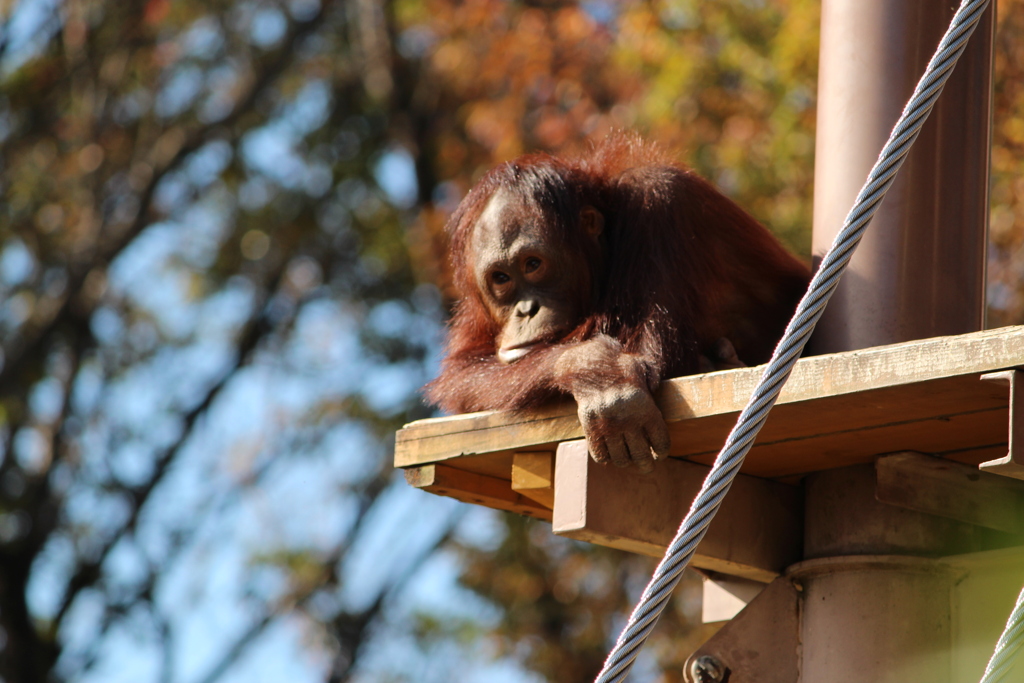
[396,409,579,468]
[400,387,1008,480]
[876,452,1024,534]
[395,327,1024,477]
[511,452,555,509]
[404,464,551,521]
[551,440,802,582]
[943,443,1009,466]
[672,374,1006,460]
[435,451,514,480]
[396,401,573,440]
[696,405,1007,478]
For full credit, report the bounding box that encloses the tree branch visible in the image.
[52,260,289,626]
[196,501,463,683]
[0,0,338,397]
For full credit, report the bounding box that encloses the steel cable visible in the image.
[980,586,1024,683]
[594,0,994,680]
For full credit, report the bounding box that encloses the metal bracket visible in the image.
[684,577,799,683]
[980,369,1024,481]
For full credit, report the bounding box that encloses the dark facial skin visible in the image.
[471,189,595,363]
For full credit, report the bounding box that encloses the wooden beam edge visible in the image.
[404,464,552,522]
[876,452,1024,534]
[551,440,802,583]
[397,327,1024,455]
[511,452,555,509]
[397,397,1009,471]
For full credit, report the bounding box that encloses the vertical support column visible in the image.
[800,4,995,681]
[809,0,993,353]
[796,465,969,683]
[790,557,955,683]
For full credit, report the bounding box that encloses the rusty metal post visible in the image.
[810,0,993,353]
[797,2,995,682]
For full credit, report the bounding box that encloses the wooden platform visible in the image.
[396,326,1024,578]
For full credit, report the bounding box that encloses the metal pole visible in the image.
[801,2,995,681]
[792,556,956,683]
[810,0,993,352]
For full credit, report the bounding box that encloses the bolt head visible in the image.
[689,654,726,683]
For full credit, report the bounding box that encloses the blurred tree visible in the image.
[0,0,461,681]
[6,0,1021,682]
[0,0,819,681]
[988,0,1024,326]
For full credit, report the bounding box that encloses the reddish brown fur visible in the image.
[425,135,810,415]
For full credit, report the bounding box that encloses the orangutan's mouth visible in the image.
[497,342,540,364]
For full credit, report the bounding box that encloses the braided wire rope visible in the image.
[594,0,995,680]
[980,586,1024,683]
